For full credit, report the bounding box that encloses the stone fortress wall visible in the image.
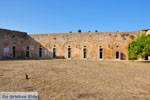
[0,28,139,60]
[0,29,27,59]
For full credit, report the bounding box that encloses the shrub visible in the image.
[128,34,150,60]
[78,29,81,33]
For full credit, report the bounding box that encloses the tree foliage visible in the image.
[78,29,81,33]
[128,34,150,60]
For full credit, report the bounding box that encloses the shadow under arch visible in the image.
[120,52,126,60]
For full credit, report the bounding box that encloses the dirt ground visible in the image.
[0,60,150,100]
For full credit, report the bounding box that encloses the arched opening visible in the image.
[68,47,71,58]
[53,48,56,58]
[99,47,103,59]
[83,48,87,59]
[26,46,30,57]
[12,46,16,58]
[116,51,120,59]
[145,55,149,60]
[39,46,42,57]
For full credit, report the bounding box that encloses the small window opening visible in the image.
[68,47,71,58]
[53,48,56,58]
[99,48,103,59]
[13,46,16,58]
[39,46,42,57]
[116,51,120,59]
[26,46,30,57]
[83,48,87,59]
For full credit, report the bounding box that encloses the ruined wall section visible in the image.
[30,32,138,60]
[0,29,27,59]
[24,35,52,58]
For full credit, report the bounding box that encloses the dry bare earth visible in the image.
[0,60,150,100]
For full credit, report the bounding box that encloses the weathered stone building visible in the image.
[0,28,141,60]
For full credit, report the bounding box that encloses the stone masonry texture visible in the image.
[0,28,139,60]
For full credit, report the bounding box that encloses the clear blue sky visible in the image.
[0,0,150,34]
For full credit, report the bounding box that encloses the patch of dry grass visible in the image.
[0,60,150,100]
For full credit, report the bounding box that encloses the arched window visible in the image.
[53,48,56,58]
[116,51,120,59]
[39,46,42,57]
[68,47,71,58]
[99,47,103,59]
[12,46,16,58]
[26,46,30,57]
[83,48,87,59]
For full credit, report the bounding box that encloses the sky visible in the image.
[0,0,150,34]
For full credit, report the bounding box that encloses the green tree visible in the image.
[128,34,150,60]
[95,30,98,32]
[78,29,81,33]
